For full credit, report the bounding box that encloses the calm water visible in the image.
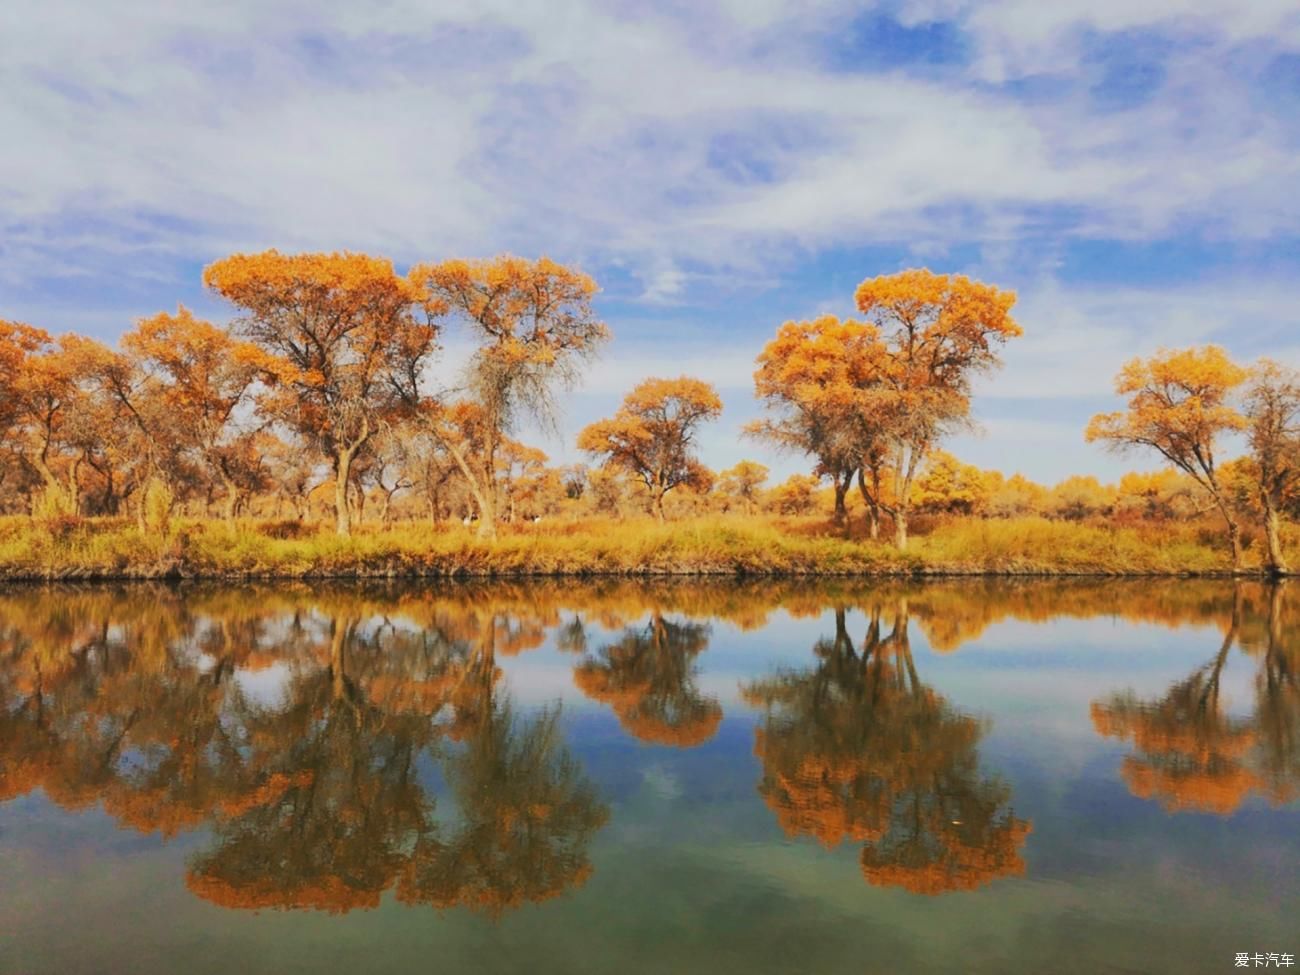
[0,580,1296,974]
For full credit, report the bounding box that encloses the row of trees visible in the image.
[5,258,1298,566]
[1,262,1026,544]
[0,253,608,538]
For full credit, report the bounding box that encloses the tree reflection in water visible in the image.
[743,601,1031,895]
[1093,584,1300,814]
[570,611,722,747]
[0,588,608,916]
[6,579,1294,912]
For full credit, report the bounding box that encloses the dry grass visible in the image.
[0,512,1272,580]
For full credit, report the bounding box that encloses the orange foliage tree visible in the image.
[578,377,722,522]
[1243,360,1300,574]
[717,460,769,514]
[0,320,50,446]
[1086,346,1249,568]
[203,251,443,535]
[409,256,608,538]
[1091,595,1257,815]
[853,270,1021,549]
[120,307,270,521]
[1094,583,1300,813]
[0,588,608,917]
[749,315,886,530]
[5,331,118,514]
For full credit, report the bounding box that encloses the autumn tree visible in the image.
[398,702,608,916]
[766,473,818,515]
[0,320,48,445]
[578,377,722,522]
[717,460,769,514]
[1243,360,1300,575]
[1086,346,1249,569]
[1249,584,1300,803]
[203,251,443,536]
[749,315,886,529]
[262,433,325,522]
[854,270,1022,549]
[119,307,268,522]
[497,438,549,523]
[410,256,608,538]
[5,332,119,516]
[0,589,607,918]
[911,451,990,516]
[1047,475,1115,521]
[400,430,462,524]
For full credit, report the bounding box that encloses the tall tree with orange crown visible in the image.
[854,269,1021,549]
[749,315,886,530]
[1087,346,1249,569]
[204,251,443,535]
[409,256,608,538]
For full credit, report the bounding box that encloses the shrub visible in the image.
[32,487,81,540]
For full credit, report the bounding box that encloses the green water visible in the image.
[0,580,1296,974]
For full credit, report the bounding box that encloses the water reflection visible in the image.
[0,589,608,916]
[1092,585,1300,814]
[743,601,1031,894]
[570,612,721,746]
[2,579,1299,927]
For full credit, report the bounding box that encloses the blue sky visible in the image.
[3,0,1299,483]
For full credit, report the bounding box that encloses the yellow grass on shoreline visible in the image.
[0,513,1283,581]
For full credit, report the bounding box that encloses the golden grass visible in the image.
[0,512,1274,580]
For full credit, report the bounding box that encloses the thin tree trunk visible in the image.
[334,448,356,536]
[1262,493,1288,575]
[1218,502,1243,571]
[857,468,880,540]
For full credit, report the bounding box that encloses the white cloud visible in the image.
[2,0,1298,292]
[918,0,1300,78]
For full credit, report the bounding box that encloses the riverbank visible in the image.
[0,513,1276,580]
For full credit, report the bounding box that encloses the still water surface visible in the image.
[0,580,1296,974]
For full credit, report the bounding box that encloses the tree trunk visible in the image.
[1262,494,1287,575]
[832,471,850,524]
[856,469,879,540]
[894,505,909,550]
[653,489,666,523]
[1217,502,1243,571]
[476,487,498,539]
[222,490,240,524]
[334,449,356,536]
